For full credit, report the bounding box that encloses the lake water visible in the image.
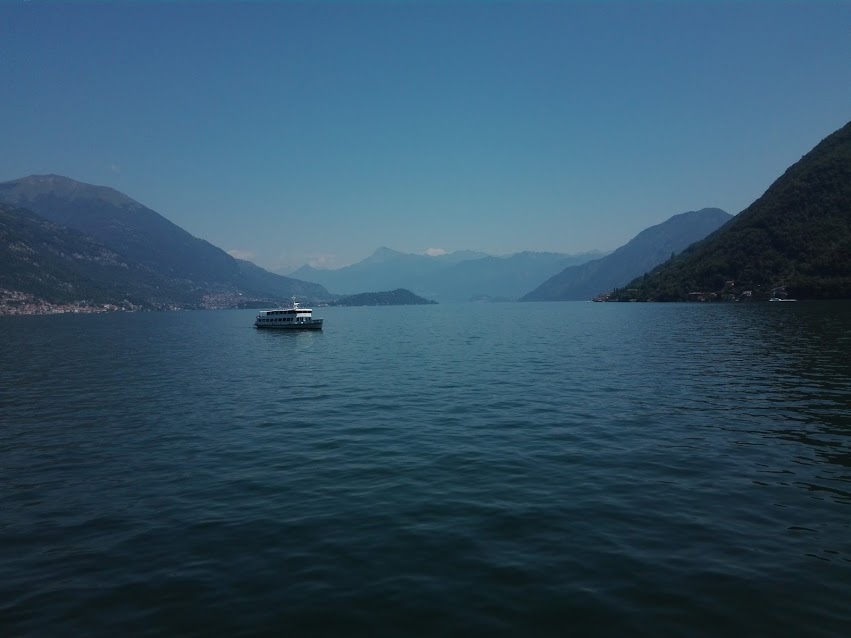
[2,302,850,636]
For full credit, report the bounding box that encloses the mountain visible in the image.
[606,121,851,301]
[288,247,605,301]
[287,247,491,296]
[233,258,328,300]
[417,250,607,301]
[0,203,183,309]
[357,246,486,267]
[0,175,329,309]
[521,208,733,301]
[328,288,437,306]
[0,175,235,282]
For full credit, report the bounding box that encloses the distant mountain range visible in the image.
[521,208,733,301]
[0,175,329,310]
[288,247,488,298]
[606,120,851,301]
[9,150,834,315]
[288,246,607,301]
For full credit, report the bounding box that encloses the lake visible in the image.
[1,301,850,636]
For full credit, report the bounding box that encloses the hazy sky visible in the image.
[2,1,849,272]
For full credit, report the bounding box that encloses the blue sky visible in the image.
[2,1,849,273]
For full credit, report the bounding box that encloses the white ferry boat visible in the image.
[254,299,323,330]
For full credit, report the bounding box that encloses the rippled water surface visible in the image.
[2,302,850,636]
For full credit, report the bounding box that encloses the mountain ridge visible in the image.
[0,175,330,311]
[605,121,851,301]
[521,208,733,301]
[287,246,606,301]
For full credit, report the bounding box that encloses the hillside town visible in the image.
[0,288,309,316]
[0,288,142,316]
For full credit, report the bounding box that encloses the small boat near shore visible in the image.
[254,299,323,330]
[769,297,797,302]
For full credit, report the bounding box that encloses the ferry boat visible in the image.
[254,299,323,330]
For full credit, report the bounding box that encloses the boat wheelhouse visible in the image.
[254,300,323,330]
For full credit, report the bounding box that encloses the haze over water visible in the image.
[2,302,850,636]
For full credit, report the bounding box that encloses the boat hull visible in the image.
[254,320,323,330]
